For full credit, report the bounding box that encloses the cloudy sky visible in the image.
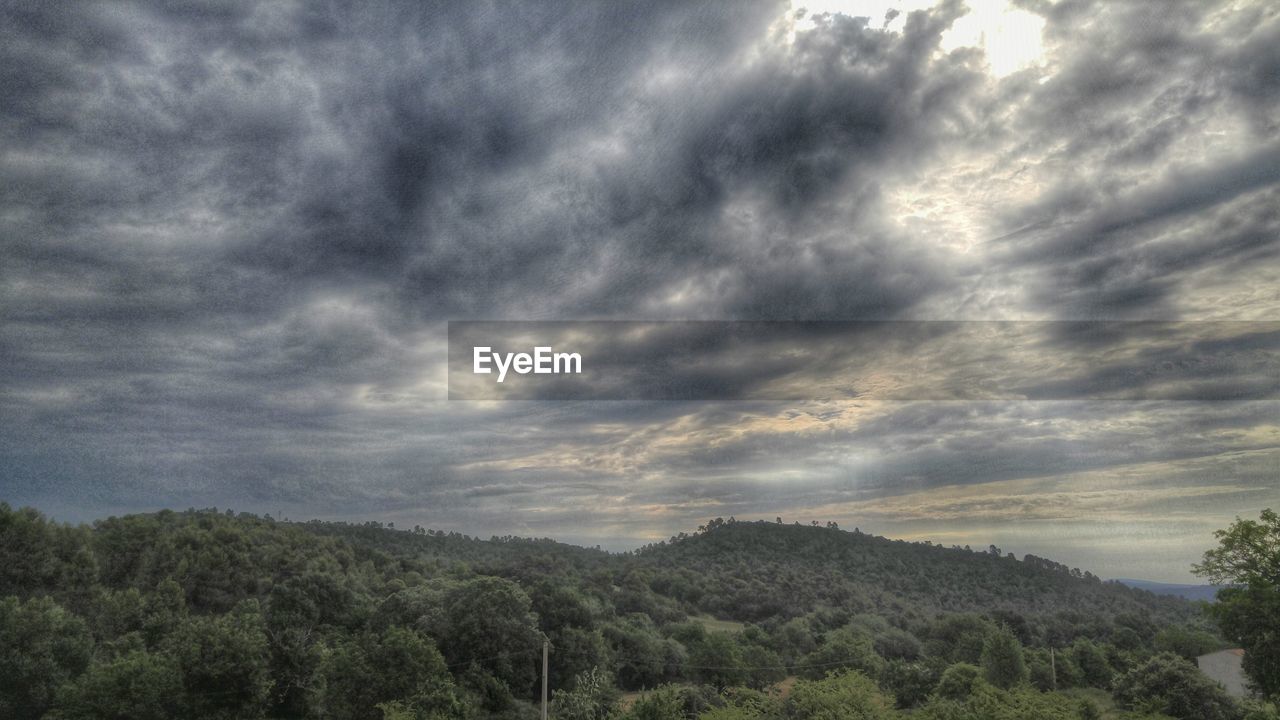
[2,0,1278,582]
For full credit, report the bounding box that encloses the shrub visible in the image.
[787,671,897,720]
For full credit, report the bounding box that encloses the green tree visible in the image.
[923,615,994,665]
[265,573,354,716]
[1196,509,1280,587]
[1068,639,1114,689]
[687,631,749,689]
[1195,509,1280,699]
[979,627,1027,690]
[879,659,935,708]
[1113,652,1239,720]
[872,627,922,662]
[431,577,542,696]
[1153,625,1225,661]
[0,504,97,605]
[0,595,92,717]
[602,616,680,690]
[164,600,274,720]
[52,649,182,720]
[321,626,464,720]
[141,578,187,647]
[797,627,885,680]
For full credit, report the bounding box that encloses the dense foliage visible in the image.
[0,503,1267,719]
[1195,509,1280,699]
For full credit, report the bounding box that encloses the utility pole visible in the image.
[541,637,549,720]
[1050,647,1057,691]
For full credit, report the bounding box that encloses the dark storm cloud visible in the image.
[1,0,1277,565]
[2,0,975,438]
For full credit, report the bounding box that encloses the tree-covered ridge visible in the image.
[0,502,1270,720]
[627,519,1196,625]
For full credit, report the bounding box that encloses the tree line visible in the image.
[1,502,1276,719]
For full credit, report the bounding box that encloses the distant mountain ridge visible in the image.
[1112,578,1225,602]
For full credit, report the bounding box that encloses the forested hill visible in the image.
[293,513,1199,630]
[1,503,1230,719]
[627,519,1196,625]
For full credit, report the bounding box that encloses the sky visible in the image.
[2,0,1278,583]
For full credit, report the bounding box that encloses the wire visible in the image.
[443,643,889,673]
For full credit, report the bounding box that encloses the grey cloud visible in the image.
[0,0,1276,573]
[983,0,1280,318]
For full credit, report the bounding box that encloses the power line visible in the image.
[443,643,898,673]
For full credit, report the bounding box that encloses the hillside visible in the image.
[0,503,1238,719]
[628,520,1198,626]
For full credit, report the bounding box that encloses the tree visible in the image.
[0,504,62,598]
[1195,509,1280,699]
[872,626,922,662]
[164,600,274,720]
[688,631,749,689]
[602,615,685,690]
[432,577,542,696]
[980,627,1027,690]
[924,615,994,665]
[321,626,464,720]
[1154,625,1225,660]
[879,659,935,708]
[1068,639,1114,689]
[0,595,92,717]
[1113,652,1240,720]
[266,573,354,716]
[797,627,885,680]
[1196,509,1280,587]
[53,649,183,720]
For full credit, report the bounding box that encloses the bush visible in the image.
[619,685,688,720]
[934,663,982,701]
[787,671,897,720]
[918,681,1082,720]
[1241,700,1280,720]
[552,667,618,720]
